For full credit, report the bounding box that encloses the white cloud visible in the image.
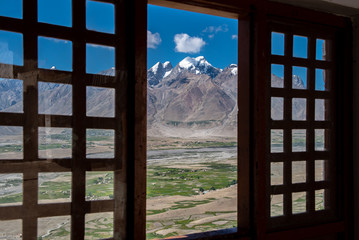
[232,34,238,40]
[174,33,206,54]
[147,31,162,49]
[202,24,229,34]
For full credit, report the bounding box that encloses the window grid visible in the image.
[0,0,124,239]
[268,25,336,228]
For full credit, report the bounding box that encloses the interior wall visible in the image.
[353,14,359,240]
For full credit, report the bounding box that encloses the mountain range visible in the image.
[0,56,314,138]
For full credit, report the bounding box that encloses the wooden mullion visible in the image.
[37,115,72,128]
[86,74,117,88]
[22,0,39,238]
[37,22,74,41]
[0,206,23,220]
[85,30,117,46]
[114,0,127,239]
[71,0,87,239]
[0,16,24,33]
[84,117,116,129]
[0,113,24,126]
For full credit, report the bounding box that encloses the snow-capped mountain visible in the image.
[147,61,173,86]
[169,56,221,79]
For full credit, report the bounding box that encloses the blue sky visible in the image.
[0,1,326,90]
[147,5,238,69]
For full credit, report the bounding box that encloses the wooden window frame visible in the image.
[0,0,352,240]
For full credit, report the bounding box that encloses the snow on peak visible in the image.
[229,64,237,68]
[150,62,161,74]
[163,61,171,68]
[231,67,238,75]
[179,56,212,72]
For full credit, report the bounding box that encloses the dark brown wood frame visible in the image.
[0,0,352,240]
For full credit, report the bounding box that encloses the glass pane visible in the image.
[0,174,22,206]
[316,39,329,61]
[271,130,283,153]
[38,0,72,27]
[292,192,306,214]
[315,129,328,151]
[38,216,71,239]
[271,97,283,120]
[38,172,72,204]
[315,189,326,211]
[0,30,23,66]
[0,126,23,160]
[315,68,330,91]
[86,129,114,158]
[271,194,283,217]
[0,78,23,113]
[38,82,72,116]
[86,171,114,201]
[86,87,115,118]
[315,99,329,121]
[86,44,115,75]
[315,160,327,182]
[271,32,284,56]
[292,98,306,121]
[38,127,72,159]
[0,0,22,19]
[292,66,307,89]
[85,212,113,239]
[0,219,22,239]
[292,161,306,183]
[293,35,308,59]
[271,64,284,88]
[292,129,306,152]
[38,36,72,71]
[271,162,283,185]
[86,0,115,34]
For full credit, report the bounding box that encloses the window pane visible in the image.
[292,98,306,121]
[315,99,329,121]
[293,35,308,59]
[271,32,284,56]
[38,216,71,239]
[86,171,114,201]
[271,130,283,153]
[271,162,283,185]
[0,78,23,113]
[316,39,330,61]
[0,30,23,66]
[38,172,72,204]
[38,127,72,159]
[271,97,283,120]
[315,129,328,151]
[315,189,326,211]
[38,82,72,116]
[271,64,284,88]
[292,161,306,183]
[292,192,306,214]
[86,129,114,158]
[38,37,73,71]
[86,44,115,75]
[315,69,330,91]
[86,0,115,34]
[292,66,307,89]
[85,212,113,239]
[0,0,22,19]
[0,126,23,160]
[315,160,327,182]
[0,219,22,239]
[38,0,72,27]
[271,194,284,217]
[0,174,23,206]
[292,129,306,152]
[86,86,115,118]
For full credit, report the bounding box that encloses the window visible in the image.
[0,0,349,239]
[269,24,337,228]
